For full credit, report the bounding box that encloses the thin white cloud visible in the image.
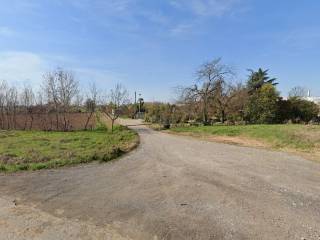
[74,67,128,87]
[67,0,135,15]
[0,26,15,37]
[167,0,244,37]
[0,1,39,15]
[170,23,195,36]
[103,0,133,12]
[140,10,170,26]
[0,51,45,88]
[170,0,240,17]
[0,51,127,91]
[281,27,320,51]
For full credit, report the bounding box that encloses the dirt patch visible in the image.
[167,131,269,148]
[205,135,268,148]
[0,196,132,240]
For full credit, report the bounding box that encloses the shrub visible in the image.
[244,84,279,124]
[289,98,319,123]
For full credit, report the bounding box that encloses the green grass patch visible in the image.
[169,124,320,153]
[0,127,138,172]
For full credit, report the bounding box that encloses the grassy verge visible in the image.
[0,126,139,172]
[148,123,166,131]
[168,124,320,161]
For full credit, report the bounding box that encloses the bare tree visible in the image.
[74,92,84,111]
[288,86,308,99]
[20,85,35,130]
[43,71,60,129]
[35,90,50,131]
[84,83,98,130]
[213,79,238,123]
[102,84,129,132]
[57,69,78,131]
[42,68,79,131]
[181,58,234,124]
[226,83,249,122]
[0,81,7,129]
[5,86,18,129]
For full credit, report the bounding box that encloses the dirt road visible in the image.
[1,121,320,239]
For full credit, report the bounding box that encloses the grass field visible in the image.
[169,124,320,160]
[0,126,138,172]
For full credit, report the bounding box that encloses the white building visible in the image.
[303,90,320,104]
[304,96,320,104]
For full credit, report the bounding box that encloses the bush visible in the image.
[278,97,319,123]
[289,98,319,123]
[244,84,279,124]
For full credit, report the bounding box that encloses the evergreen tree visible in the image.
[245,84,280,123]
[247,68,278,94]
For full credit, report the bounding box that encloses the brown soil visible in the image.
[167,131,269,148]
[0,112,96,131]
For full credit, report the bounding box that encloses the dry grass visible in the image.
[168,124,320,162]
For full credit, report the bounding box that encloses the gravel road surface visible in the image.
[1,120,320,240]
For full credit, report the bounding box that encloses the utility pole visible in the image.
[134,91,137,119]
[134,92,144,119]
[138,93,141,114]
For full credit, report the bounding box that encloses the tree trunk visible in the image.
[63,112,68,131]
[221,109,225,123]
[23,111,28,130]
[13,107,17,129]
[85,112,93,130]
[29,114,34,130]
[55,112,59,130]
[111,119,114,132]
[6,112,10,130]
[0,108,3,129]
[203,105,208,125]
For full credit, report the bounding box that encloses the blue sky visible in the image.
[0,0,319,101]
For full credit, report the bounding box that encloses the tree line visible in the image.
[0,68,130,131]
[145,58,319,127]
